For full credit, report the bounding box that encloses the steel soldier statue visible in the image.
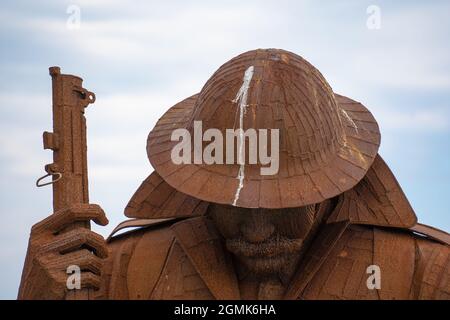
[19,49,450,300]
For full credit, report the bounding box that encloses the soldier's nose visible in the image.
[239,211,275,243]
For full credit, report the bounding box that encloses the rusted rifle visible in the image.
[36,66,96,299]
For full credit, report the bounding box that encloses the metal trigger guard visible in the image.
[36,171,62,187]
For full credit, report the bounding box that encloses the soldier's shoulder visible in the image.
[409,223,450,246]
[408,224,450,299]
[344,222,449,246]
[106,217,184,243]
[337,223,449,299]
[102,218,186,299]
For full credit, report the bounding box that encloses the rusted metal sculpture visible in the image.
[18,50,449,300]
[19,68,108,300]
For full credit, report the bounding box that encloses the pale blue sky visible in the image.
[0,0,449,299]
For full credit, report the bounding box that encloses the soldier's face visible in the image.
[208,204,319,276]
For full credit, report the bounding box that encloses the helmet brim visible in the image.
[145,92,380,209]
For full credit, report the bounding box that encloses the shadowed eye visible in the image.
[208,204,245,239]
[269,206,316,238]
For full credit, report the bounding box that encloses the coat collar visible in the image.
[170,216,241,300]
[124,154,417,231]
[284,220,350,299]
[170,216,352,300]
[326,154,417,229]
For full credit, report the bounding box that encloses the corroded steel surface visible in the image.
[18,68,108,300]
[147,49,381,208]
[18,50,449,301]
[125,154,417,230]
[124,168,207,219]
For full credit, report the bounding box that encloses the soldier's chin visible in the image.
[237,254,291,276]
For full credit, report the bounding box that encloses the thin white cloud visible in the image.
[2,0,449,92]
[375,107,450,132]
[4,4,269,64]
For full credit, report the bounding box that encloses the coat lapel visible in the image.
[283,154,420,299]
[170,217,241,300]
[284,221,350,299]
[171,217,350,300]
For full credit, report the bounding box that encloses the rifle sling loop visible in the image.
[36,171,62,187]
